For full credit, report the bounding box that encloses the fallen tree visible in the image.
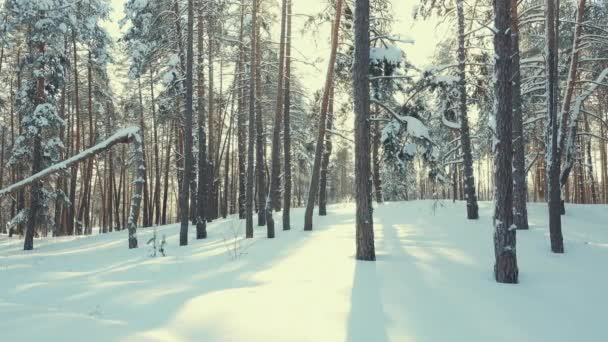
[0,126,145,249]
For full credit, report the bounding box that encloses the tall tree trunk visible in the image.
[282,0,293,231]
[150,70,161,226]
[162,123,172,225]
[269,0,288,212]
[207,8,217,221]
[196,0,208,239]
[353,0,375,261]
[68,31,80,236]
[237,1,247,219]
[304,0,343,231]
[456,0,479,219]
[25,43,47,250]
[492,0,518,283]
[180,0,195,246]
[510,0,529,229]
[255,18,266,227]
[372,105,383,203]
[583,113,597,203]
[246,0,258,238]
[319,85,334,215]
[545,0,564,253]
[137,78,150,228]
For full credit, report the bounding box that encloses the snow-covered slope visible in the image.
[1,201,606,341]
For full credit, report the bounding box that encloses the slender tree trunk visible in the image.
[545,0,564,253]
[282,0,293,230]
[492,0,518,283]
[207,8,217,221]
[304,0,343,231]
[372,105,383,203]
[180,0,195,246]
[196,0,208,239]
[136,78,150,228]
[237,2,247,219]
[255,18,266,227]
[245,0,258,238]
[162,123,172,225]
[510,0,529,229]
[269,0,288,212]
[456,0,479,219]
[319,85,334,215]
[353,0,375,261]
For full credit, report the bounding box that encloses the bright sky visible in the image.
[102,0,446,97]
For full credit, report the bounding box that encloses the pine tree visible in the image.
[303,0,343,231]
[180,0,196,246]
[353,0,375,261]
[545,0,564,253]
[492,0,518,283]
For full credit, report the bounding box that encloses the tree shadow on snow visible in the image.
[346,262,389,342]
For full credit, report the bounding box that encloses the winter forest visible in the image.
[1,0,607,340]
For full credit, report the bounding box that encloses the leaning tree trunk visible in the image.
[492,0,518,283]
[319,85,334,216]
[545,0,564,253]
[282,0,293,231]
[303,0,343,231]
[456,0,479,219]
[353,0,375,261]
[510,0,529,229]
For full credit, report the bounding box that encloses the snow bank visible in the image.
[1,201,607,341]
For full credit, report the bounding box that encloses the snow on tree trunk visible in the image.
[545,0,564,253]
[510,0,529,230]
[492,0,518,283]
[456,0,479,220]
[353,0,375,261]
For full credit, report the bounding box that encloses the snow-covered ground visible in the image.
[1,200,606,341]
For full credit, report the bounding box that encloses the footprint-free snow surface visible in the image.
[1,201,606,341]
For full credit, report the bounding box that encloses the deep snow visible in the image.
[1,200,606,341]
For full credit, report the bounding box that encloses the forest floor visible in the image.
[1,200,607,341]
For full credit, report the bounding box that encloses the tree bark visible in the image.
[456,0,479,219]
[180,0,195,246]
[319,85,334,215]
[255,19,266,227]
[268,0,288,212]
[545,0,564,253]
[196,0,208,239]
[510,0,529,229]
[492,0,518,283]
[353,0,375,261]
[245,0,258,238]
[282,0,293,231]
